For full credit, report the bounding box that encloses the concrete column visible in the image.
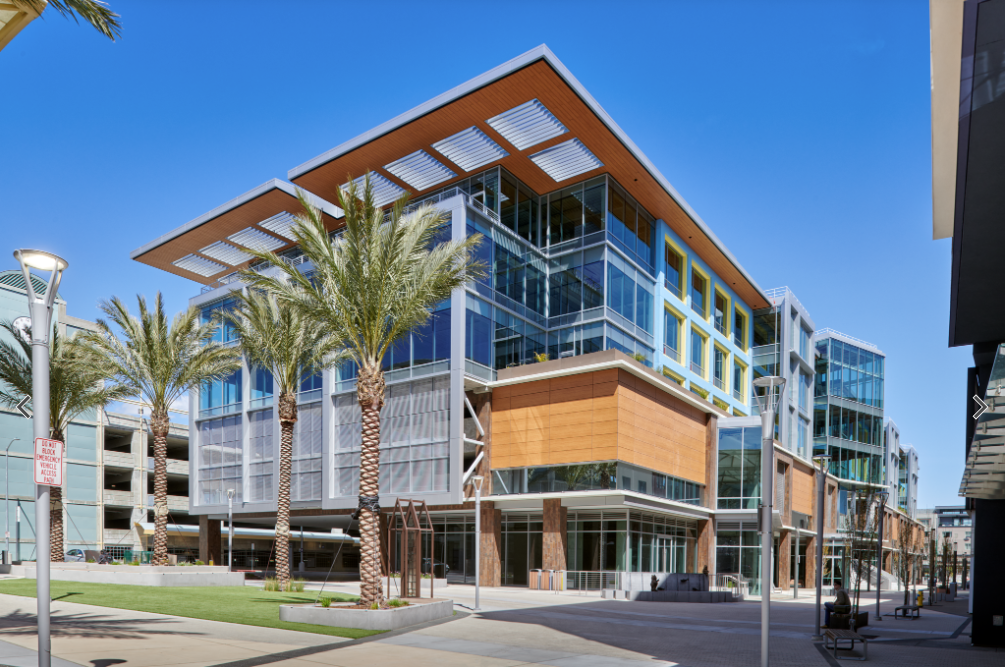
[199,515,221,565]
[479,501,501,587]
[542,498,567,572]
[778,530,791,591]
[695,519,713,575]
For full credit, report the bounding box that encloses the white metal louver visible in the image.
[529,138,603,181]
[432,126,509,172]
[486,99,567,150]
[198,241,251,266]
[173,254,227,277]
[341,172,407,208]
[227,227,286,253]
[384,150,456,191]
[257,212,300,241]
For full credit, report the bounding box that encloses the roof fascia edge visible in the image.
[287,45,766,305]
[129,179,340,259]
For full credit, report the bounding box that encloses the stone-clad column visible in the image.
[543,498,567,573]
[696,519,713,575]
[199,515,221,564]
[804,536,816,589]
[480,500,502,586]
[778,530,791,590]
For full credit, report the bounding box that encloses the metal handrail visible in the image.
[562,570,622,594]
[714,318,727,336]
[713,376,726,391]
[691,361,704,376]
[664,344,681,363]
[664,278,682,300]
[733,387,743,401]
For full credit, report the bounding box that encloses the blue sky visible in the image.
[0,1,965,507]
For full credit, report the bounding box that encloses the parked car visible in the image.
[65,549,85,562]
[421,558,450,577]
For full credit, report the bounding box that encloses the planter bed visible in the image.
[11,563,244,587]
[280,598,454,631]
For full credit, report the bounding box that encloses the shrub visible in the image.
[263,577,280,592]
[291,578,306,593]
[319,595,332,608]
[370,602,379,610]
[194,560,205,566]
[86,558,96,563]
[388,598,408,608]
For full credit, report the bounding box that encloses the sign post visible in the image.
[33,439,63,488]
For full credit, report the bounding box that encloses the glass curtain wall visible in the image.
[491,462,702,505]
[715,523,763,594]
[566,510,697,576]
[717,426,762,509]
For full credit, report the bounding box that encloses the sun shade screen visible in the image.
[432,126,509,172]
[199,241,252,266]
[529,138,604,181]
[486,99,567,151]
[257,211,300,241]
[227,227,286,253]
[341,172,408,208]
[384,150,457,191]
[173,254,227,277]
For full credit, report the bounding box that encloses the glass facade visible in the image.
[566,509,696,575]
[715,524,763,594]
[492,462,702,505]
[717,426,762,509]
[813,336,885,484]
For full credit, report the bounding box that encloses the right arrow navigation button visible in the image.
[974,394,989,420]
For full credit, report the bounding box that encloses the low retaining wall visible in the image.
[12,563,244,587]
[280,598,454,631]
[602,589,734,603]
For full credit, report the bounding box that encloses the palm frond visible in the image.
[10,0,121,40]
[77,293,241,419]
[238,178,486,372]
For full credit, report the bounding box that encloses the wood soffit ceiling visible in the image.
[136,58,766,309]
[134,188,342,284]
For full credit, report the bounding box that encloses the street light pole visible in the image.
[4,439,20,565]
[812,455,830,641]
[472,475,483,612]
[15,248,68,667]
[753,376,786,667]
[875,490,889,621]
[227,489,235,573]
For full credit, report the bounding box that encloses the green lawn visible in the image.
[0,579,380,639]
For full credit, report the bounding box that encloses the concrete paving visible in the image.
[0,582,1001,667]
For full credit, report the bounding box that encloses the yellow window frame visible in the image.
[664,235,689,301]
[713,286,731,337]
[689,324,709,379]
[733,358,748,402]
[713,342,730,392]
[733,301,751,351]
[662,366,685,386]
[690,264,711,321]
[663,302,686,363]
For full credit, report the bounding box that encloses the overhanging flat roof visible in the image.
[130,179,342,283]
[289,45,768,309]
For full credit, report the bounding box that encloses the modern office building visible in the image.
[930,0,1005,646]
[752,287,815,459]
[917,506,972,558]
[131,46,919,592]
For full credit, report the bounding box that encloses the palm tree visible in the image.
[240,178,485,607]
[10,0,121,41]
[0,321,128,562]
[79,294,240,565]
[222,290,344,591]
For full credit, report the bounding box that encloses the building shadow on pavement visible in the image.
[0,608,204,640]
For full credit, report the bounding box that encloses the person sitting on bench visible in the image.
[824,582,851,627]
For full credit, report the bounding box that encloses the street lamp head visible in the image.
[471,475,484,492]
[14,249,68,273]
[227,488,236,500]
[752,376,787,414]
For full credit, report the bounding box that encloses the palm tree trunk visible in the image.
[357,364,385,608]
[151,411,170,566]
[50,428,64,563]
[277,392,297,592]
[49,486,64,563]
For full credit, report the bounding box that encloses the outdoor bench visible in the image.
[824,628,868,661]
[894,605,920,620]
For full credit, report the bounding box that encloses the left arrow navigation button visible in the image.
[16,396,31,420]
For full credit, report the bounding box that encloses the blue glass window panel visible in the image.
[300,371,322,393]
[635,283,653,333]
[252,367,273,399]
[607,263,634,321]
[719,428,743,450]
[465,296,493,367]
[582,260,604,310]
[664,310,680,351]
[583,322,604,354]
[691,330,704,369]
[201,298,238,343]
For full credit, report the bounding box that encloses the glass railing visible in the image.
[691,360,704,377]
[199,402,241,419]
[714,318,727,336]
[249,396,274,410]
[665,279,682,300]
[732,332,745,349]
[713,376,726,391]
[733,388,743,401]
[664,344,681,363]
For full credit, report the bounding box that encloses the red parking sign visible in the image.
[34,438,63,486]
